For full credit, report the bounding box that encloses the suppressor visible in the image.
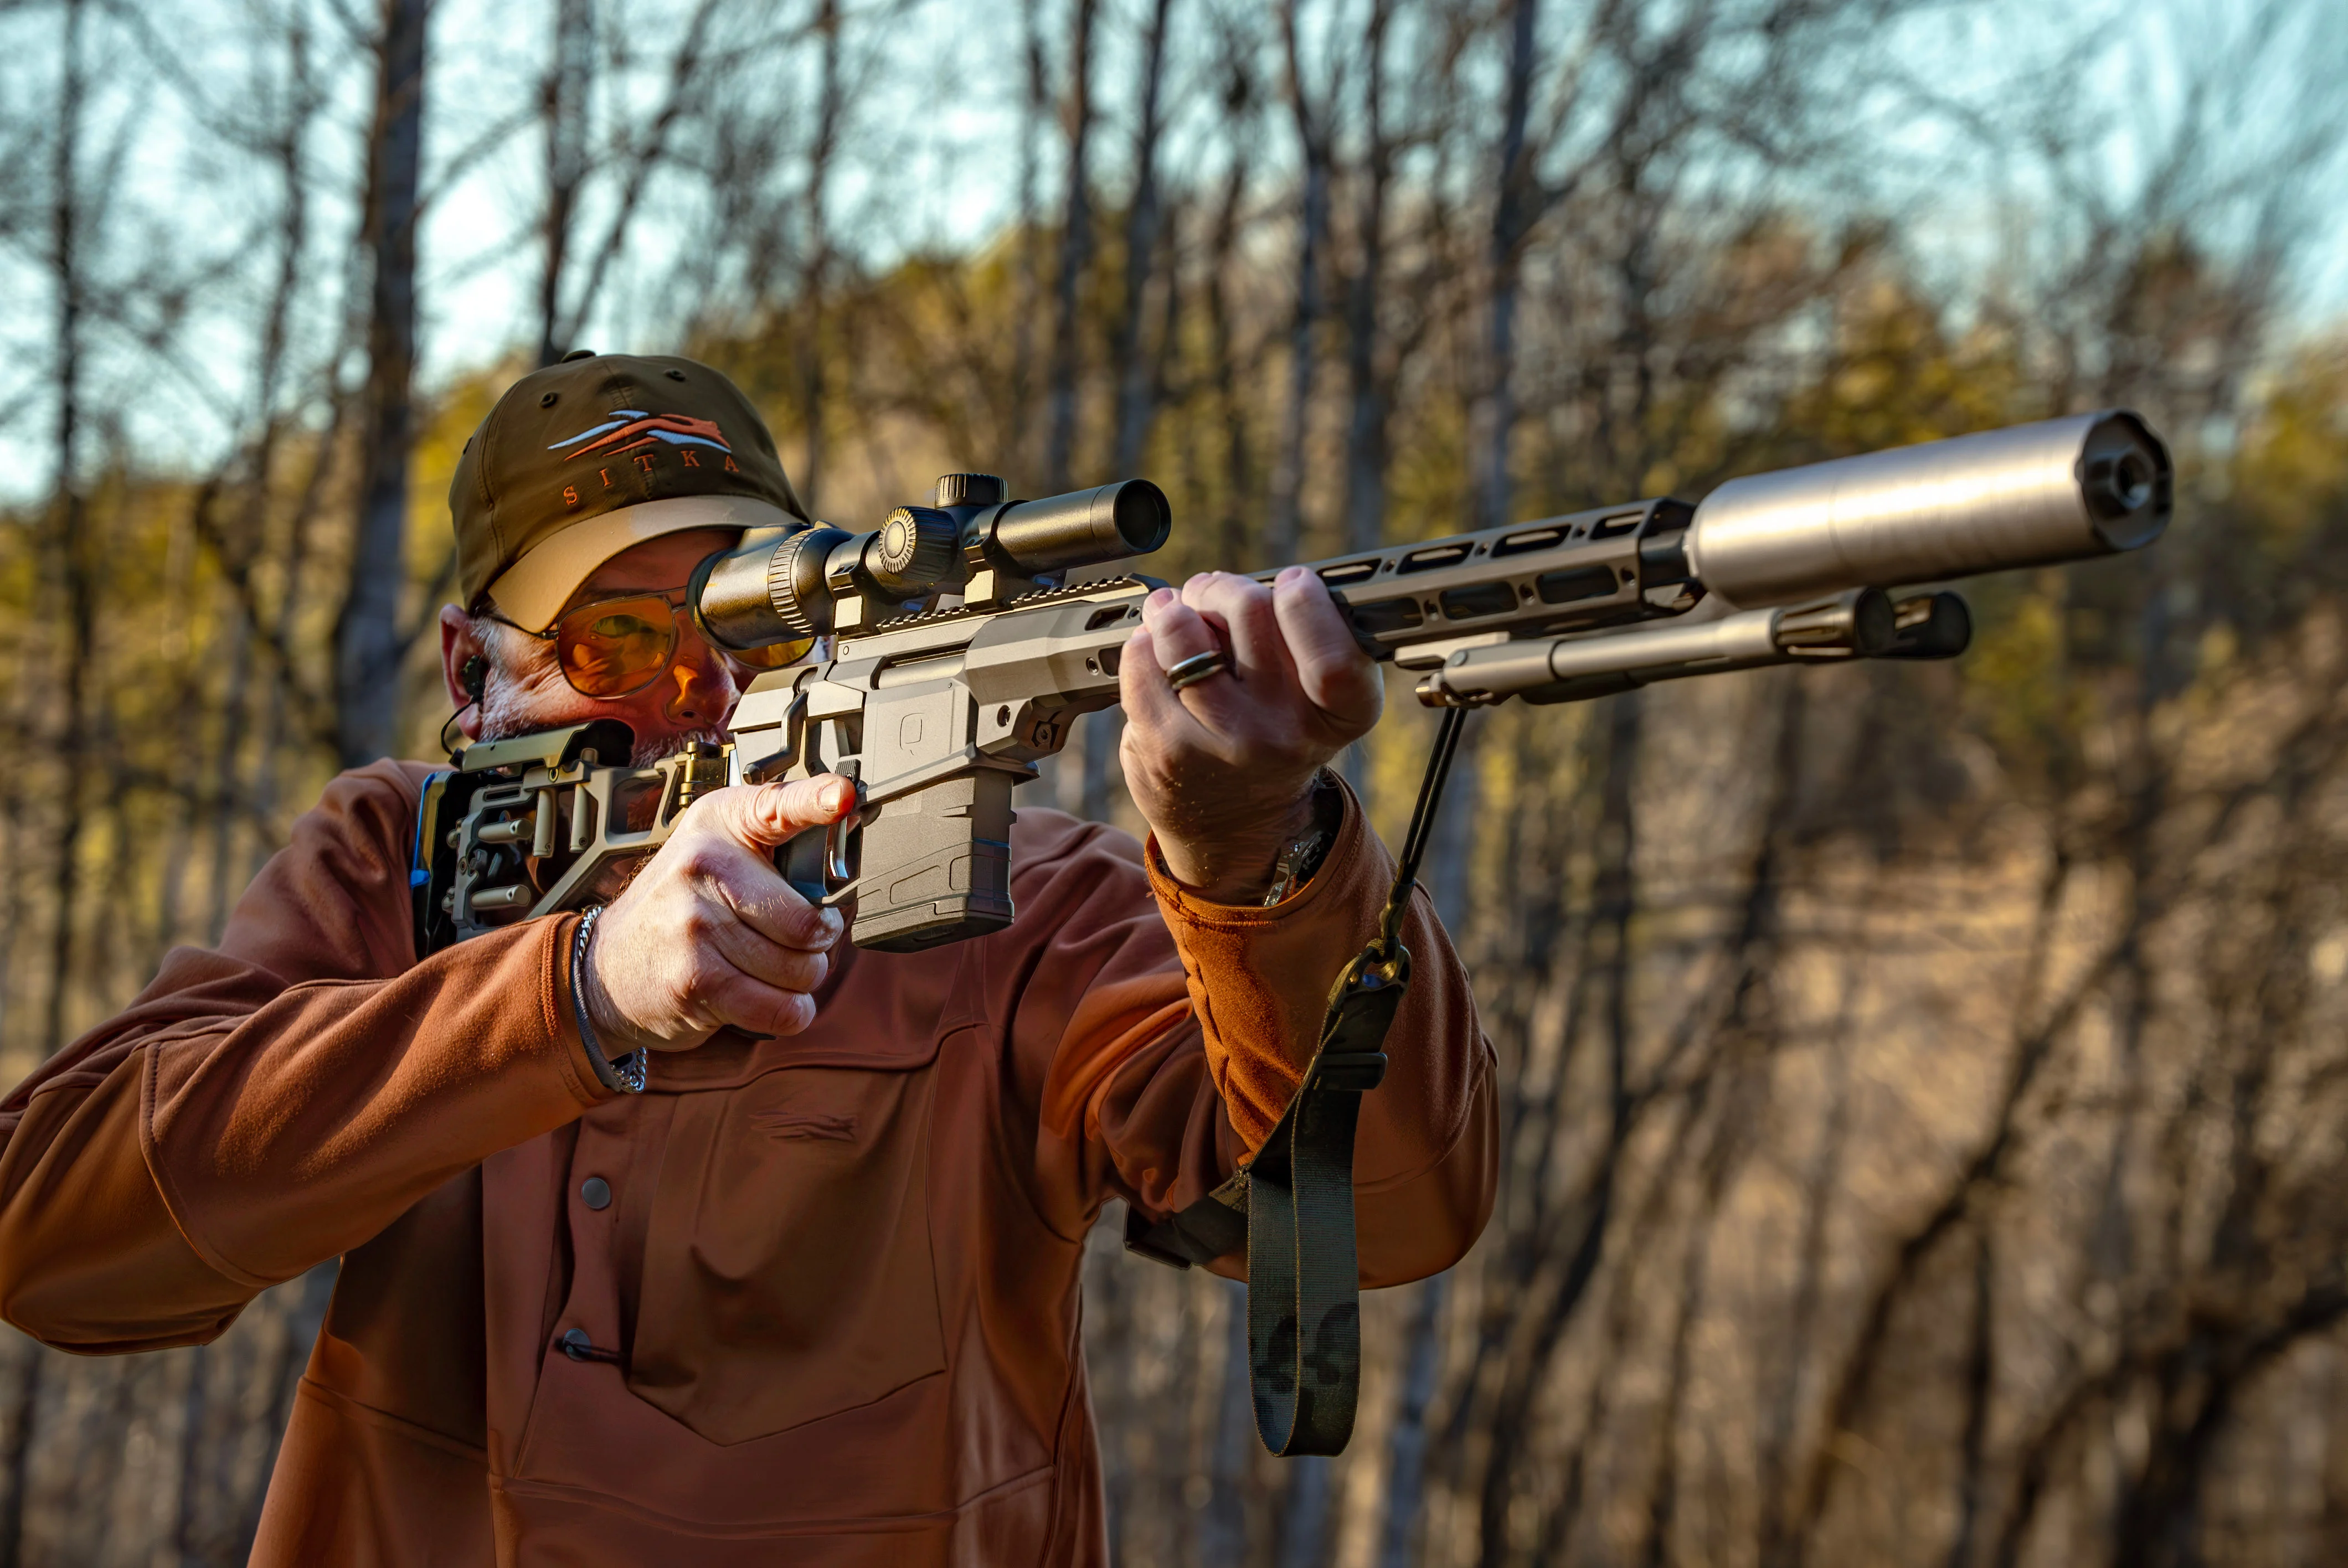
[1685,410,2170,609]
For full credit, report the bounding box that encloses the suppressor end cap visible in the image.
[2077,411,2172,551]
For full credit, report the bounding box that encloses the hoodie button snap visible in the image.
[580,1177,612,1210]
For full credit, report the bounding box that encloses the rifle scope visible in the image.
[691,475,1171,650]
[1682,410,2170,609]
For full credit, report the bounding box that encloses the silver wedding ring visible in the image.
[1165,649,1230,692]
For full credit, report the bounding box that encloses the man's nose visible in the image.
[665,633,737,723]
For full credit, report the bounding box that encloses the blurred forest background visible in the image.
[3,0,2348,1563]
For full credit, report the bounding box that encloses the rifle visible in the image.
[410,410,2170,1452]
[417,410,2169,956]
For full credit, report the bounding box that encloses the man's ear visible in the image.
[439,604,491,744]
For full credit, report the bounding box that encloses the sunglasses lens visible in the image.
[558,597,677,696]
[725,636,816,672]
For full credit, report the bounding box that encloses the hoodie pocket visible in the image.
[624,1056,944,1445]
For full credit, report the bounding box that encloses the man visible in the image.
[0,354,1494,1564]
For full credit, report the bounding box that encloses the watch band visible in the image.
[1262,772,1345,907]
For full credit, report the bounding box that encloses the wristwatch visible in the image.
[1261,772,1345,907]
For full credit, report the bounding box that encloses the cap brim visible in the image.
[486,493,802,632]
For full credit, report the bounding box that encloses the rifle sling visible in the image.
[1124,708,1469,1457]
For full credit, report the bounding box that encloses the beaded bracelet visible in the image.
[570,906,647,1095]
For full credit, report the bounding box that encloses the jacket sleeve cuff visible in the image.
[1142,778,1394,1147]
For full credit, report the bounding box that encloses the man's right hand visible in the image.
[579,775,855,1055]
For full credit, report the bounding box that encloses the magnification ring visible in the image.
[1165,650,1230,692]
[764,528,830,641]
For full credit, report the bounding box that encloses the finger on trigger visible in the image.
[717,775,856,853]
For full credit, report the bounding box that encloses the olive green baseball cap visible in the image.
[450,352,808,632]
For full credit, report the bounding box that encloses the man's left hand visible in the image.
[1120,568,1382,902]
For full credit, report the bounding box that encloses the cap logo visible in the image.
[548,409,732,461]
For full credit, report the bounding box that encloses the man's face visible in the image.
[440,528,748,762]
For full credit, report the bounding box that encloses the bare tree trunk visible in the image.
[547,0,723,355]
[1010,0,1047,472]
[1204,118,1254,567]
[1339,0,1395,560]
[1109,0,1175,478]
[205,601,256,943]
[258,386,359,823]
[42,0,91,1057]
[1201,1276,1252,1567]
[1335,0,1397,801]
[1754,984,1856,1561]
[1376,1272,1449,1568]
[1268,0,1335,563]
[1279,1453,1332,1568]
[240,17,323,875]
[535,0,591,367]
[1459,691,1641,1568]
[1943,1227,1997,1568]
[1473,0,1539,532]
[336,0,428,768]
[0,717,23,1054]
[1076,9,1171,830]
[797,0,843,506]
[0,1347,40,1568]
[1043,0,1097,493]
[151,481,215,977]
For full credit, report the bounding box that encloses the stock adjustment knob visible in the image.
[868,506,959,596]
